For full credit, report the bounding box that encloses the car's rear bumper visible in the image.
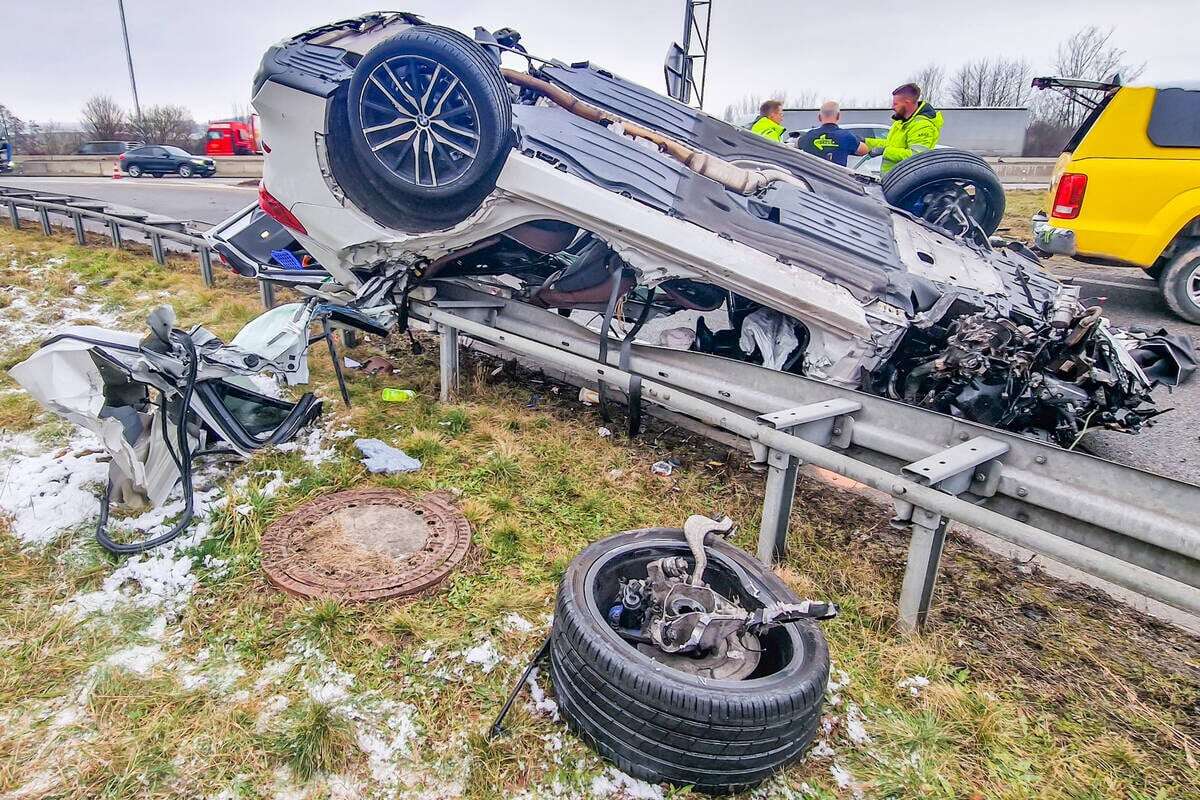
[1031,212,1076,256]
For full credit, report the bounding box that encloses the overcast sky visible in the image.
[3,0,1194,126]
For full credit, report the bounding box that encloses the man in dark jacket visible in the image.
[797,101,869,166]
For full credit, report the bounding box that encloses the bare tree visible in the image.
[131,104,197,150]
[81,95,128,140]
[907,63,946,104]
[721,89,820,122]
[948,57,1032,107]
[1033,26,1146,128]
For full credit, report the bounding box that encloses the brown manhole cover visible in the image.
[261,488,471,601]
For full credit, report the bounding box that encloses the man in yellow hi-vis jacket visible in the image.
[750,99,786,142]
[863,83,944,174]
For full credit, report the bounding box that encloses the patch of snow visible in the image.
[105,644,165,676]
[897,675,930,697]
[256,694,292,733]
[829,763,863,800]
[589,767,664,799]
[845,703,870,745]
[463,640,502,674]
[0,432,109,545]
[55,479,227,620]
[348,698,420,791]
[0,287,121,353]
[524,666,560,721]
[503,613,536,634]
[275,425,338,467]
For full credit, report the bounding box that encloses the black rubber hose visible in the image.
[95,331,200,556]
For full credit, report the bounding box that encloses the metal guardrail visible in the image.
[414,283,1200,630]
[1,186,218,287]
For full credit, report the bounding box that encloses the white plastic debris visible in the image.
[343,356,362,369]
[597,427,612,438]
[354,438,421,474]
[738,307,799,370]
[650,460,678,477]
[578,387,600,405]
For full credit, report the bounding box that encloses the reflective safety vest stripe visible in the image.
[750,116,786,141]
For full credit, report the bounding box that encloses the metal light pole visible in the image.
[674,1,713,108]
[117,0,142,123]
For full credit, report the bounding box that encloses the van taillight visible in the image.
[258,183,307,235]
[1052,173,1087,220]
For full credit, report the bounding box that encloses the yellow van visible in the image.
[1031,77,1200,322]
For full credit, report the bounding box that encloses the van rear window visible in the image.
[1062,91,1114,153]
[1148,89,1200,148]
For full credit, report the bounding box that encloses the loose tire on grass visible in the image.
[883,148,1006,236]
[1158,243,1200,324]
[549,528,830,795]
[340,25,513,233]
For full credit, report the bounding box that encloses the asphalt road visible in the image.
[1048,258,1200,485]
[0,176,256,227]
[3,177,1196,484]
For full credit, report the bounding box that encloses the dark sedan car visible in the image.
[119,145,215,177]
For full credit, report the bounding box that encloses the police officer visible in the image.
[750,99,786,142]
[797,101,869,166]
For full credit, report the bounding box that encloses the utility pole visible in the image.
[117,0,142,124]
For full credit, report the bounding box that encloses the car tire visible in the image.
[126,164,142,177]
[341,24,512,232]
[152,172,163,178]
[1158,243,1200,324]
[178,164,193,178]
[549,528,829,795]
[883,149,1006,236]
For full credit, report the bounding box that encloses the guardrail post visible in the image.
[755,399,862,564]
[150,233,166,266]
[894,436,1010,631]
[260,281,275,309]
[71,212,86,245]
[108,220,123,249]
[198,247,214,287]
[439,324,460,403]
[8,200,19,229]
[895,505,950,632]
[758,447,799,563]
[38,206,52,237]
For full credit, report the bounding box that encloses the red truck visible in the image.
[205,119,260,156]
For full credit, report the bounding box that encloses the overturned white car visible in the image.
[204,11,1189,448]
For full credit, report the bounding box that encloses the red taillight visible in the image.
[258,183,307,235]
[1051,173,1087,220]
[261,141,271,153]
[119,153,126,161]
